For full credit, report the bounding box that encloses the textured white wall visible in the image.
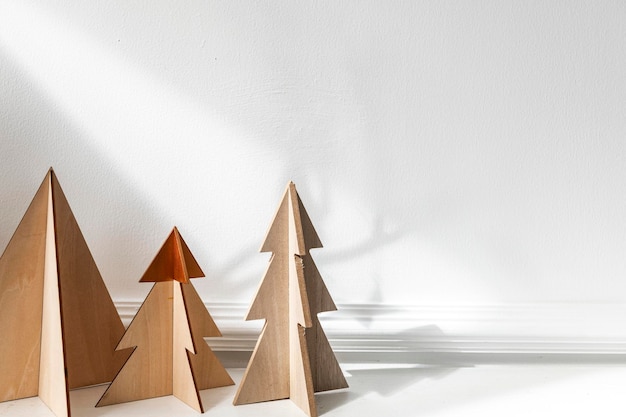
[1,1,626,311]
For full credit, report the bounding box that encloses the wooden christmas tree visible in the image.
[97,227,234,412]
[233,182,347,417]
[0,169,129,417]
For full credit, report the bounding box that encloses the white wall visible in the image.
[1,1,626,325]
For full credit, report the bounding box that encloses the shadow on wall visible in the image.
[0,1,426,307]
[0,47,168,301]
[0,1,432,310]
[2,1,593,309]
[3,0,626,310]
[0,0,501,314]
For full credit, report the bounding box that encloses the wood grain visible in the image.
[0,173,48,402]
[301,255,347,393]
[181,282,234,391]
[97,281,174,406]
[98,228,232,412]
[0,169,136,416]
[50,171,129,389]
[234,182,347,417]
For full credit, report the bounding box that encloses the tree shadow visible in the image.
[317,365,459,416]
[315,324,469,415]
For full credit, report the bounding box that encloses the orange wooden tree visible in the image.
[97,227,233,413]
[0,169,129,417]
[233,182,347,417]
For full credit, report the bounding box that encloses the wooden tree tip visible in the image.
[260,182,322,254]
[139,228,205,284]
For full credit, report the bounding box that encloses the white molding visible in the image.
[114,301,626,357]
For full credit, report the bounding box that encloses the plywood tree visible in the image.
[233,182,348,417]
[97,227,233,413]
[0,169,129,417]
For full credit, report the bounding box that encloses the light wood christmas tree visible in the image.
[97,227,234,413]
[233,182,348,417]
[0,169,129,417]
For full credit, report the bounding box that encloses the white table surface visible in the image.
[3,357,626,417]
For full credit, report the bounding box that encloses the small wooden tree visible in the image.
[97,227,233,413]
[233,182,347,417]
[0,169,129,417]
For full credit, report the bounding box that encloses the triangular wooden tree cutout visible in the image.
[233,182,348,417]
[0,169,129,417]
[97,227,234,413]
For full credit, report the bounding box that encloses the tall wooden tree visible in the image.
[97,227,233,413]
[233,182,347,417]
[0,169,129,417]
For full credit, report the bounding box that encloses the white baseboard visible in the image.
[114,301,626,357]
